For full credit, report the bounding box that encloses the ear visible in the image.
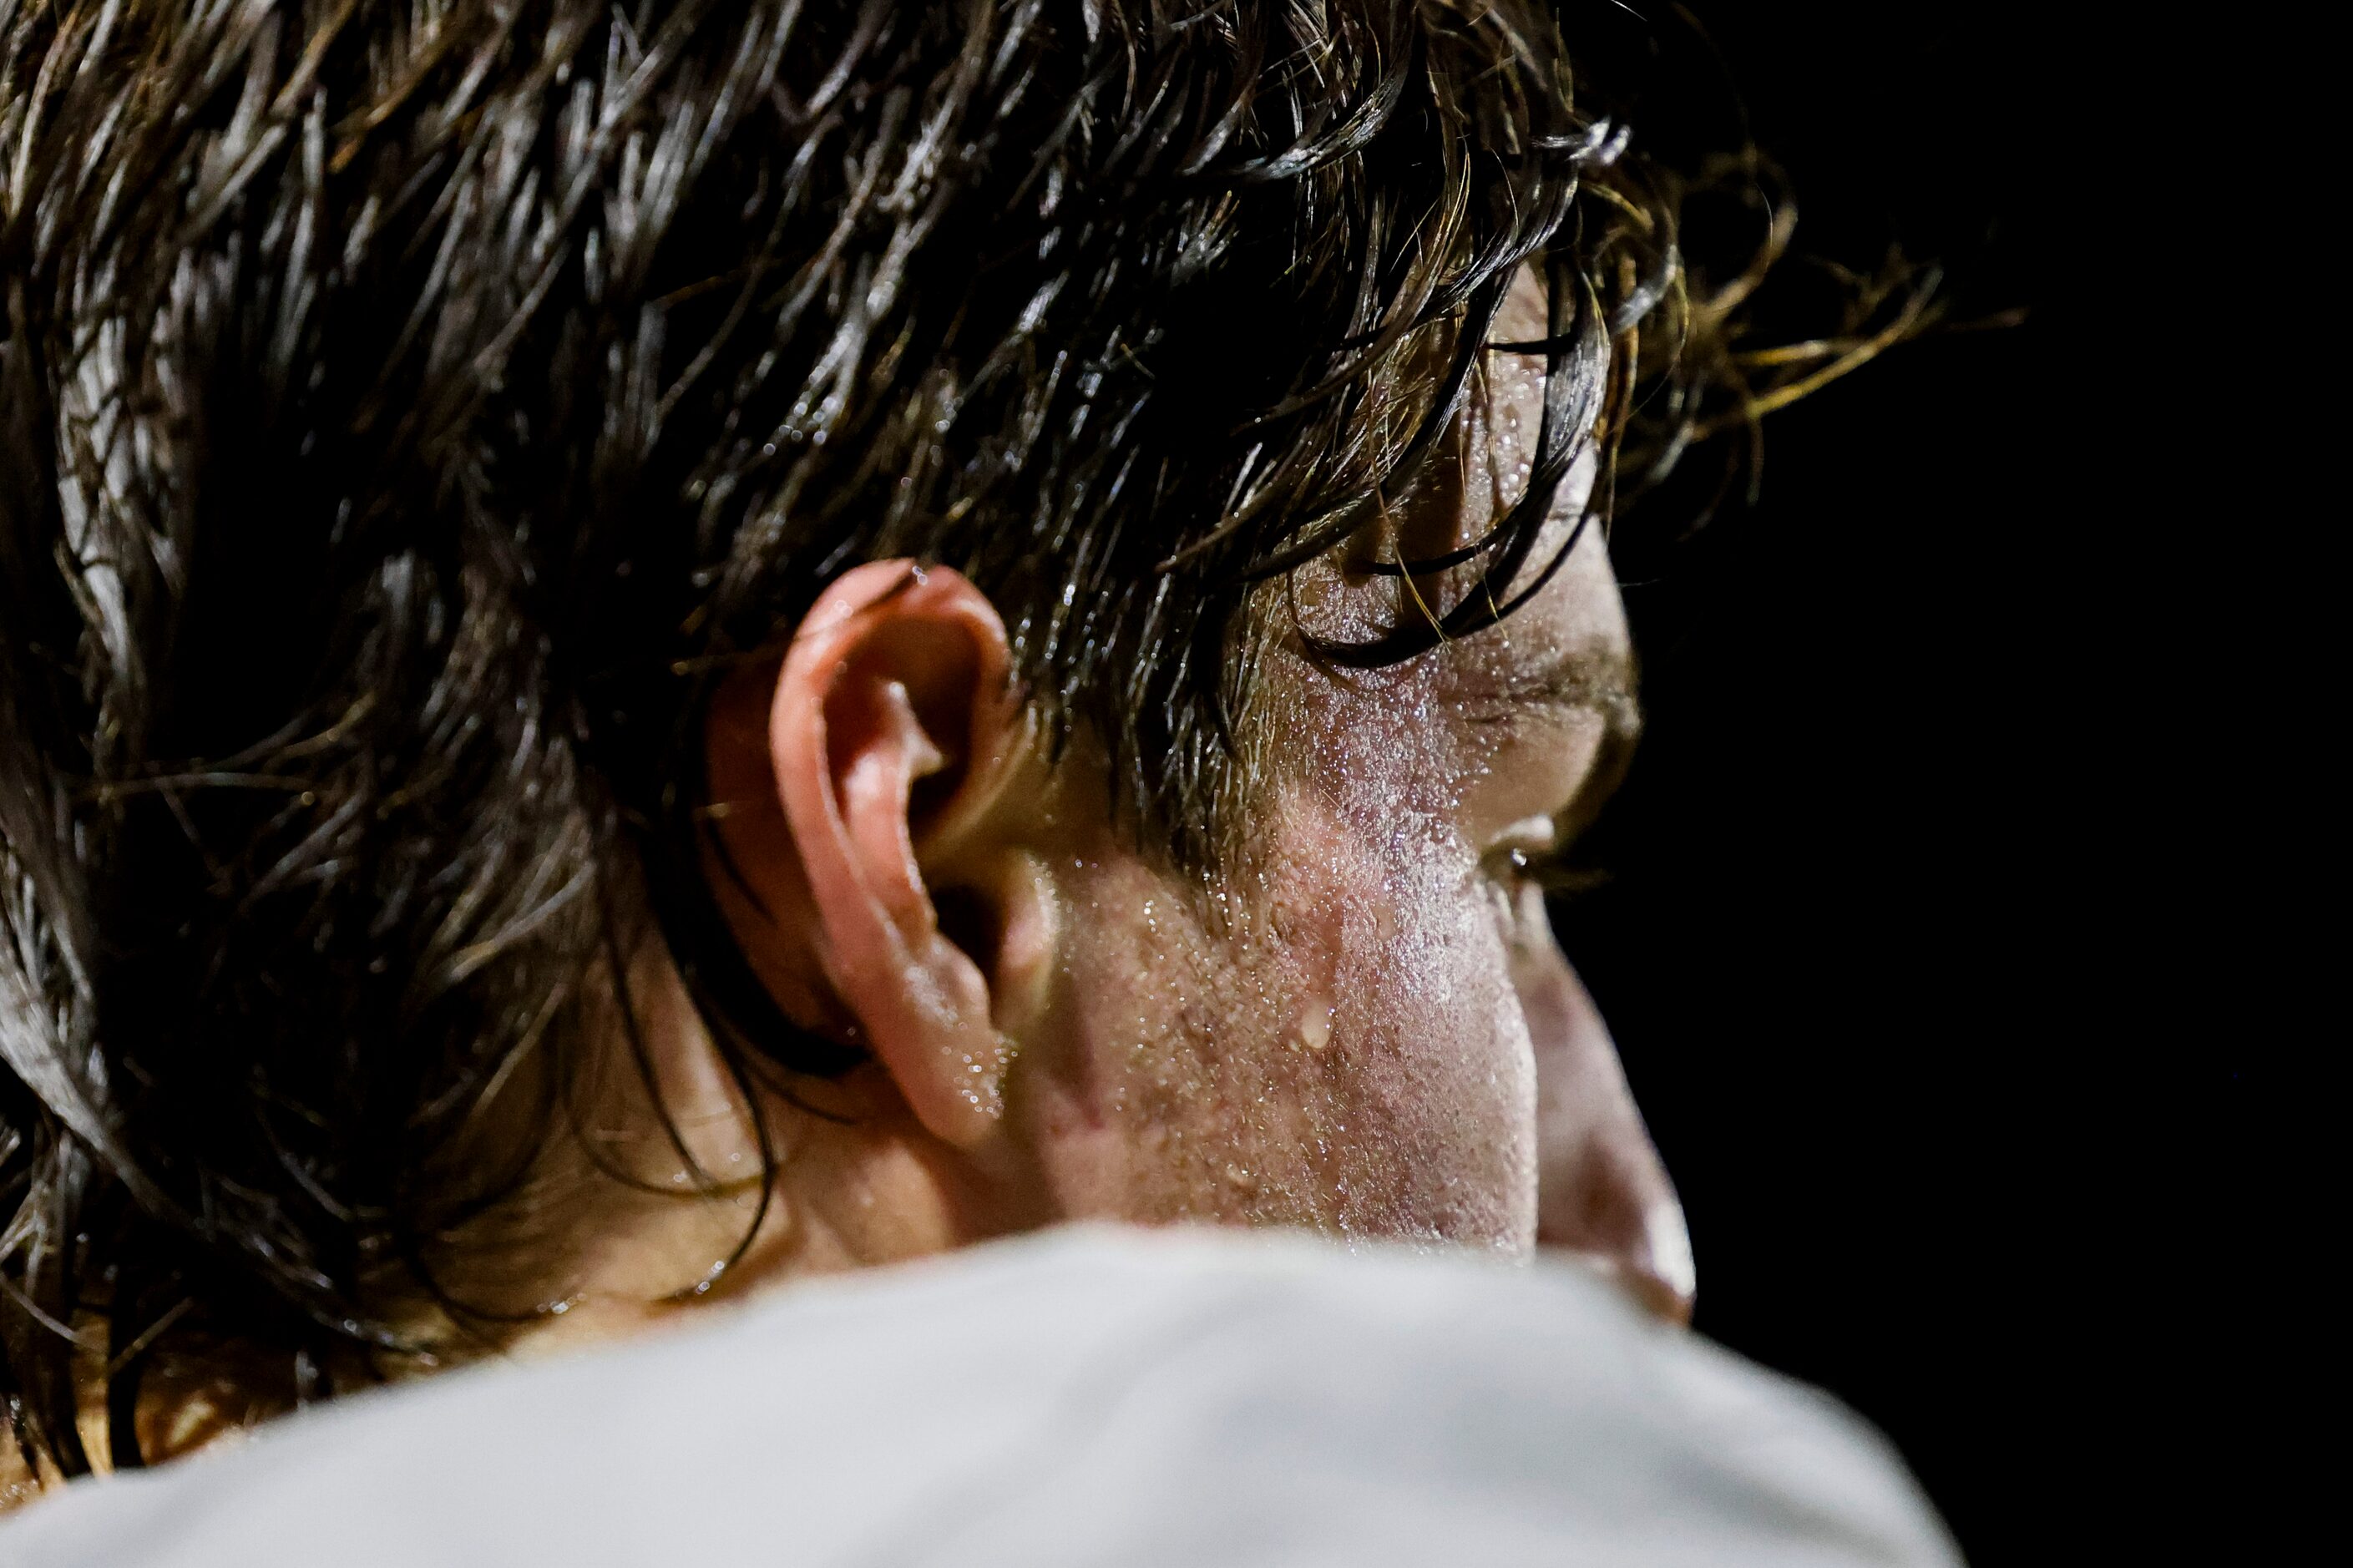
[708,560,1054,1154]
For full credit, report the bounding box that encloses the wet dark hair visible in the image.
[0,0,1907,1478]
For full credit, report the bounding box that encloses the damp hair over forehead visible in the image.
[0,0,1905,1476]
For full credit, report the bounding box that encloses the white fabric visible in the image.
[0,1225,1960,1566]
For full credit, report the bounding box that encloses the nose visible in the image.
[1506,884,1695,1324]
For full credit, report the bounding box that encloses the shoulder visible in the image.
[0,1225,1960,1567]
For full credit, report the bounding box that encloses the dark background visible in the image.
[1548,8,2274,1560]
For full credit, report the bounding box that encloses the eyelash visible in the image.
[1512,845,1606,895]
[1480,835,1607,899]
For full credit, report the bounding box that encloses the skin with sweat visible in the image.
[515,270,1692,1349]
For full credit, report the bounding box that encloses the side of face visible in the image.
[691,272,1687,1315]
[1011,489,1636,1257]
[1000,272,1663,1266]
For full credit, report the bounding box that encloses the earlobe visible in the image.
[763,561,1031,1154]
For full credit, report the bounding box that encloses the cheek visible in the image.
[1284,785,1539,1249]
[1025,782,1536,1250]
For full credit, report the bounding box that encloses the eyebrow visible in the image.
[1461,640,1644,845]
[1468,640,1640,732]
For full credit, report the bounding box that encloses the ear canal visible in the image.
[918,848,1060,1047]
[930,884,999,978]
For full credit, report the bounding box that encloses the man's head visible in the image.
[683,293,1662,1258]
[1,0,1709,1479]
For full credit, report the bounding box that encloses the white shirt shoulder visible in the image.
[0,1224,1961,1567]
